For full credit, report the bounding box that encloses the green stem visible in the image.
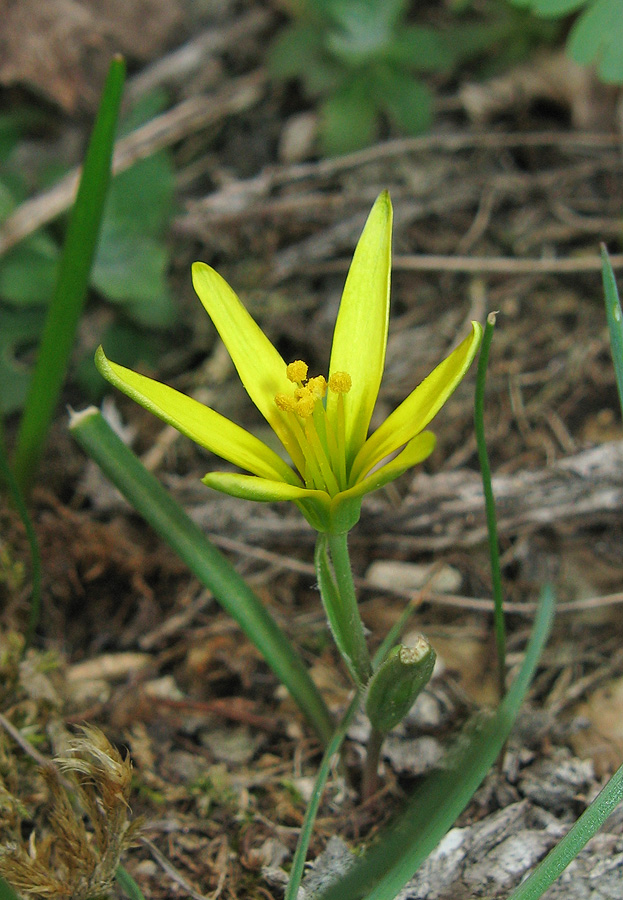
[285,690,362,900]
[70,407,333,745]
[315,532,372,686]
[474,312,506,702]
[361,727,385,800]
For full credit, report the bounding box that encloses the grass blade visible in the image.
[69,406,333,744]
[601,244,623,419]
[507,759,623,899]
[116,864,147,900]
[319,585,555,900]
[474,311,506,700]
[0,424,41,646]
[285,691,362,900]
[12,56,126,495]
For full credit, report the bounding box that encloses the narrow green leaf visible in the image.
[507,760,623,899]
[474,312,506,701]
[69,407,334,745]
[285,690,362,900]
[12,56,126,495]
[319,585,555,900]
[601,245,623,419]
[116,864,147,900]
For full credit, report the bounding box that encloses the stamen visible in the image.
[294,387,316,418]
[287,360,308,384]
[307,375,327,399]
[329,372,351,394]
[275,393,296,413]
[288,414,325,490]
[274,363,354,496]
[304,419,341,496]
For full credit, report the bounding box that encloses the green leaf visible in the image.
[318,585,555,900]
[0,233,59,306]
[0,116,20,161]
[285,691,362,900]
[0,305,46,415]
[318,78,378,154]
[384,26,454,72]
[12,55,126,495]
[116,865,147,900]
[326,0,409,34]
[510,0,588,13]
[568,0,623,82]
[92,226,173,321]
[268,23,326,80]
[74,321,162,400]
[375,68,433,135]
[601,245,623,419]
[325,0,407,63]
[100,152,174,237]
[507,759,623,899]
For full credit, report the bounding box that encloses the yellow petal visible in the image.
[95,347,299,484]
[326,191,392,467]
[340,431,436,502]
[191,262,304,470]
[203,471,329,505]
[350,322,482,482]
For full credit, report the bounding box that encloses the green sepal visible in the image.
[365,638,436,734]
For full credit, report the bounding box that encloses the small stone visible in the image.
[365,561,462,595]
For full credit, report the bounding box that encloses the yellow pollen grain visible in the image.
[329,372,352,394]
[287,360,308,383]
[275,393,296,412]
[295,392,316,418]
[307,375,327,398]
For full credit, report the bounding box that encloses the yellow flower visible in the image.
[95,192,482,533]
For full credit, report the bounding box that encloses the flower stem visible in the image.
[315,532,372,687]
[361,727,385,800]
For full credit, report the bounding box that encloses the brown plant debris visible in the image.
[0,726,140,900]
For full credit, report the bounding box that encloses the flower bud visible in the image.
[365,637,436,734]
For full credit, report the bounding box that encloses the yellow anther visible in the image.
[287,360,308,383]
[295,390,316,418]
[329,372,352,394]
[275,393,296,412]
[307,375,327,398]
